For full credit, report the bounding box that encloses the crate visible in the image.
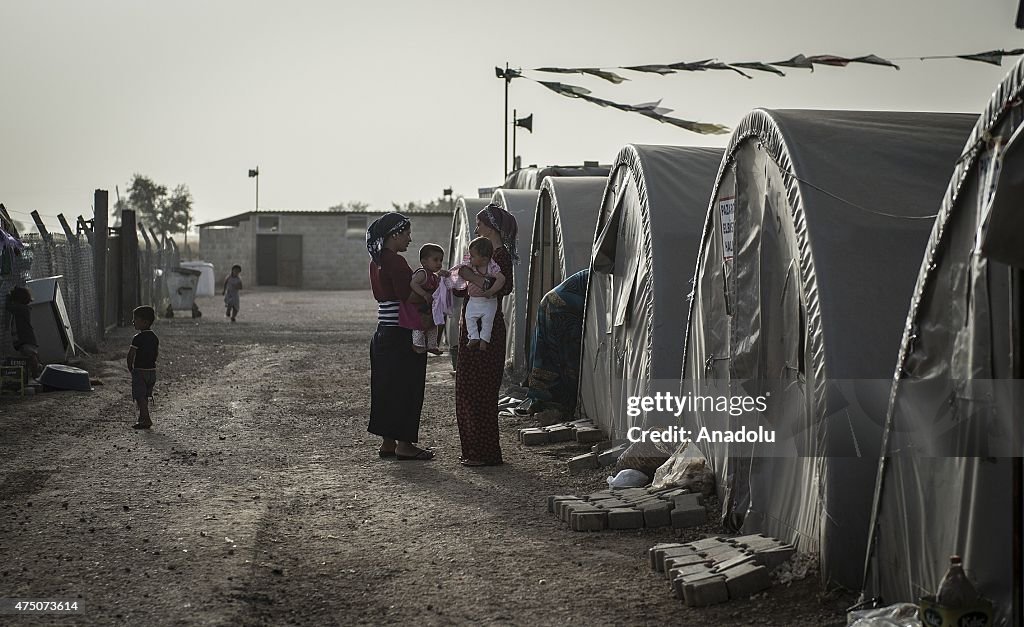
[0,365,25,396]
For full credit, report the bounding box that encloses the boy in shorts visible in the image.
[127,305,159,429]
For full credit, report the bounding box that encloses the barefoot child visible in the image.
[127,305,159,429]
[453,237,505,351]
[404,243,449,354]
[223,265,243,322]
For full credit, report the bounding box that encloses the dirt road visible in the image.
[0,290,847,625]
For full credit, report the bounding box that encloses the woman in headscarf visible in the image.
[367,212,434,460]
[453,203,517,466]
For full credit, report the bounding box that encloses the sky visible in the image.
[1,0,1022,233]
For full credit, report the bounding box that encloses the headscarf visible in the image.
[365,212,411,266]
[477,203,519,262]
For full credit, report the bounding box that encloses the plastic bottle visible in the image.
[935,555,980,608]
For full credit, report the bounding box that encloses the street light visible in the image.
[443,187,454,212]
[248,167,259,212]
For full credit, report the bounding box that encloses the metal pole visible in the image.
[1012,266,1023,624]
[256,170,259,212]
[512,107,517,173]
[504,63,509,178]
[94,189,108,338]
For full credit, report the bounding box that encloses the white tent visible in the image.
[577,144,723,438]
[679,109,976,591]
[523,176,607,374]
[863,59,1024,624]
[489,188,540,383]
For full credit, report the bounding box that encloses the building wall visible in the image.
[200,212,453,290]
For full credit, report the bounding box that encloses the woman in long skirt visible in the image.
[366,212,434,461]
[454,203,518,466]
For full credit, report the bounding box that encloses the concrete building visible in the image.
[198,210,453,290]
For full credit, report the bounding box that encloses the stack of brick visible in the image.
[517,419,606,446]
[547,487,708,531]
[648,534,796,607]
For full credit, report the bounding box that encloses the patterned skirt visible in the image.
[455,302,505,464]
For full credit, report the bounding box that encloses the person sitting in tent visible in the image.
[520,269,589,417]
[6,285,42,378]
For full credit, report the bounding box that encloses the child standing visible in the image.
[403,243,449,355]
[127,305,159,429]
[223,265,243,322]
[6,286,42,378]
[454,237,505,351]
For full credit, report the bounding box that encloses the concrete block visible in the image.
[597,444,628,466]
[520,428,549,446]
[655,546,699,572]
[547,495,578,514]
[648,543,687,570]
[729,534,783,552]
[723,562,771,599]
[555,499,585,521]
[681,573,729,607]
[671,505,707,529]
[607,508,644,530]
[569,509,608,532]
[710,553,755,574]
[588,489,614,500]
[670,493,704,509]
[615,487,648,498]
[566,452,599,473]
[705,548,749,564]
[641,501,673,528]
[591,441,615,453]
[688,537,728,551]
[664,554,713,574]
[575,427,606,444]
[546,425,575,442]
[751,545,796,571]
[669,563,715,598]
[591,499,631,510]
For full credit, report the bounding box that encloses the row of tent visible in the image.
[445,58,1024,622]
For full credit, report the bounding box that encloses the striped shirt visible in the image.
[377,300,400,326]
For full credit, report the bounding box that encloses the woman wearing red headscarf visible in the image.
[454,203,518,466]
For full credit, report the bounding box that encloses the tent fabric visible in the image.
[679,109,977,592]
[489,188,541,383]
[864,59,1024,624]
[445,197,491,369]
[524,177,607,374]
[502,164,611,190]
[577,144,724,439]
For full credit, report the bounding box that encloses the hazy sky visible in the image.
[1,0,1022,232]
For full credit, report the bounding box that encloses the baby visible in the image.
[406,243,449,354]
[456,237,505,351]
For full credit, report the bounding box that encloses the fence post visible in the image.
[76,216,94,246]
[120,209,140,325]
[94,190,108,338]
[138,223,153,306]
[57,214,77,241]
[30,211,50,242]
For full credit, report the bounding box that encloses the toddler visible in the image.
[223,265,243,322]
[454,237,505,351]
[127,305,159,429]
[403,243,449,354]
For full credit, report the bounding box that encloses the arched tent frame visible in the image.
[523,177,607,374]
[577,144,723,439]
[864,59,1024,623]
[679,109,976,591]
[489,188,540,384]
[446,197,491,369]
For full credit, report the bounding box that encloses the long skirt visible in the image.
[526,269,588,415]
[455,303,505,464]
[368,325,427,442]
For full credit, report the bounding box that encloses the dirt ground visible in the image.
[0,289,852,626]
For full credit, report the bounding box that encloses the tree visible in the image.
[329,200,370,212]
[390,197,453,213]
[122,174,192,237]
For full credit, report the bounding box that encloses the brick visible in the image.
[607,508,644,530]
[705,548,749,564]
[567,452,599,473]
[687,537,728,551]
[588,489,614,500]
[723,562,771,599]
[591,441,615,453]
[681,573,729,607]
[655,546,699,572]
[591,499,631,510]
[670,493,704,509]
[547,425,576,442]
[670,563,715,598]
[555,499,585,521]
[710,553,755,574]
[547,495,577,514]
[575,427,606,444]
[751,545,796,571]
[648,543,687,570]
[664,553,713,574]
[671,505,707,529]
[641,501,673,528]
[729,534,783,551]
[597,444,628,466]
[570,509,608,532]
[520,429,549,446]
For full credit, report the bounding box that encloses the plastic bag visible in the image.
[847,603,920,627]
[606,468,650,488]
